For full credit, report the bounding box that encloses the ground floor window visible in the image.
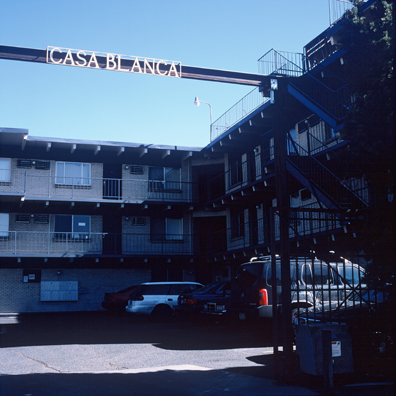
[54,214,90,240]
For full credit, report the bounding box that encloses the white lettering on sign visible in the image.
[46,46,182,78]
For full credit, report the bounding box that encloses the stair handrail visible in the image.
[287,133,369,208]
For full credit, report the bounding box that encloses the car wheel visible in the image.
[151,304,173,317]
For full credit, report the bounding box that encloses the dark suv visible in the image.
[231,256,365,321]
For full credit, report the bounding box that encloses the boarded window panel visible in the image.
[54,215,72,233]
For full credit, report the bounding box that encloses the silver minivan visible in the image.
[231,256,365,320]
[125,282,203,316]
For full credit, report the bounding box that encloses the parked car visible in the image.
[125,282,203,316]
[175,281,230,316]
[231,256,365,321]
[201,291,231,318]
[102,285,138,312]
[329,261,366,285]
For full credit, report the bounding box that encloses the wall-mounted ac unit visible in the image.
[130,165,144,175]
[132,217,146,226]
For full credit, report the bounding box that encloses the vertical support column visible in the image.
[272,79,294,381]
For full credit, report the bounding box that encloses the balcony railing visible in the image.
[0,231,193,256]
[210,87,269,141]
[0,170,197,203]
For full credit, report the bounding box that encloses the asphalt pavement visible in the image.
[0,311,394,396]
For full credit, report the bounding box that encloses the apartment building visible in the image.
[0,1,376,312]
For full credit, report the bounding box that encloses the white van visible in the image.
[125,282,203,316]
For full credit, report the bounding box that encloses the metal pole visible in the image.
[273,82,294,381]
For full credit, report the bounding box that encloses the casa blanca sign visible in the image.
[46,46,182,78]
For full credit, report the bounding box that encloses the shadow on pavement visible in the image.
[0,311,272,350]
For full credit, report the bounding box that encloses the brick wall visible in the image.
[0,268,151,313]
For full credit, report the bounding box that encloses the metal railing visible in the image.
[0,231,194,256]
[258,49,306,76]
[0,170,198,203]
[210,87,269,141]
[287,136,369,209]
[258,48,350,123]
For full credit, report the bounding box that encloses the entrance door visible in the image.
[103,215,122,255]
[249,206,259,246]
[103,163,122,199]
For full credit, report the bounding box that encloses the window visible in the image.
[148,167,180,191]
[0,213,9,237]
[54,215,90,240]
[300,189,312,201]
[138,284,171,295]
[325,123,337,141]
[230,209,244,239]
[229,154,242,187]
[55,162,91,186]
[288,128,297,154]
[150,217,183,241]
[0,158,11,183]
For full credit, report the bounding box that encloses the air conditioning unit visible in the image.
[132,217,146,226]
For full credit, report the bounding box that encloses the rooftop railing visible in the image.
[210,87,269,142]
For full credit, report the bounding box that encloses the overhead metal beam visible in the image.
[0,45,274,88]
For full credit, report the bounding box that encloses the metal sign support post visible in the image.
[272,80,294,382]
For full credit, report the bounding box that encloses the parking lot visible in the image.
[1,311,394,396]
[0,311,288,396]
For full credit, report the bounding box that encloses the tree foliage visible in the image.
[340,0,395,284]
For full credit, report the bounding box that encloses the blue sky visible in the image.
[1,0,333,148]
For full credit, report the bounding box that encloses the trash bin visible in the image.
[295,323,354,375]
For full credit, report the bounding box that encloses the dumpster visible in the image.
[295,323,353,375]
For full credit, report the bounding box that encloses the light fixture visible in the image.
[194,97,213,138]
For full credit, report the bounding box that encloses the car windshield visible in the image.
[115,286,136,294]
[192,282,224,294]
[235,263,264,287]
[336,265,364,285]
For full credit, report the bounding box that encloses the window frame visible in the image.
[0,213,9,238]
[0,158,11,183]
[230,208,245,239]
[148,166,181,192]
[150,217,183,242]
[55,161,91,186]
[54,214,91,240]
[228,154,242,187]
